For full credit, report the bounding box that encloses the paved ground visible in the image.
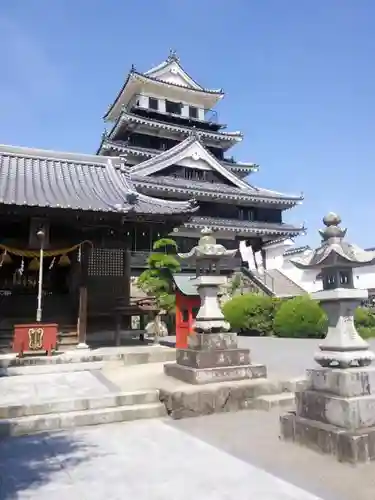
[0,418,326,500]
[0,371,118,406]
[2,338,375,499]
[169,409,375,500]
[165,335,375,379]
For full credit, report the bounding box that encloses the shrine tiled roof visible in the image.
[173,273,198,296]
[182,216,304,237]
[0,144,197,216]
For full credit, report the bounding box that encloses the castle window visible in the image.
[238,208,255,221]
[165,100,181,115]
[189,106,198,119]
[149,97,158,110]
[183,168,206,181]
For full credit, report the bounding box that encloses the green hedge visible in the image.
[355,307,375,338]
[273,296,328,338]
[222,293,277,336]
[223,294,375,339]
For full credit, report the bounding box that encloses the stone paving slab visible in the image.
[0,418,324,500]
[0,371,116,406]
[169,408,375,500]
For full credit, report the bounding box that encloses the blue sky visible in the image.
[0,0,374,248]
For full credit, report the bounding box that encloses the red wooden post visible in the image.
[175,290,200,349]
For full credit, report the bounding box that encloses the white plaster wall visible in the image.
[353,266,375,291]
[260,242,375,293]
[135,86,206,115]
[178,157,211,170]
[280,258,321,293]
[240,240,322,293]
[198,108,205,121]
[181,104,189,117]
[157,70,189,87]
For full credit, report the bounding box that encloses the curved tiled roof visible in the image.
[109,111,242,144]
[104,69,224,121]
[182,216,304,236]
[132,174,301,206]
[283,245,311,257]
[98,139,257,175]
[0,144,197,216]
[133,71,223,95]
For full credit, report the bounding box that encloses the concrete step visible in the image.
[0,402,166,438]
[58,335,78,346]
[280,377,308,393]
[253,392,295,411]
[0,361,111,376]
[0,389,160,419]
[0,346,176,370]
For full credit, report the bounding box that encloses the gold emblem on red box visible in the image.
[28,327,44,350]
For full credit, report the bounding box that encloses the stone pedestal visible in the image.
[164,332,267,384]
[280,366,375,463]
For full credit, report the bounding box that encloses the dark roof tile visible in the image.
[182,216,304,236]
[0,144,196,216]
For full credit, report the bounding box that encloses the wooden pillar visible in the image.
[77,242,90,348]
[122,246,131,329]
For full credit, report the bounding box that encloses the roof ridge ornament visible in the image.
[167,48,180,63]
[189,126,200,140]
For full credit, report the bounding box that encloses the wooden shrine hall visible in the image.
[0,145,197,351]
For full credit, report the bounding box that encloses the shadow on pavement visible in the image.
[0,431,94,499]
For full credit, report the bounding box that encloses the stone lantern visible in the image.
[280,213,375,463]
[164,228,266,384]
[291,212,375,368]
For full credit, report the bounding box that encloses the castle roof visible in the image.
[104,51,224,122]
[129,136,303,207]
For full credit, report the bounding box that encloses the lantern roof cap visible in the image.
[291,213,375,270]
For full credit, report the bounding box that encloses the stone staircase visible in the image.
[0,345,179,438]
[265,269,306,297]
[0,389,166,438]
[241,267,306,298]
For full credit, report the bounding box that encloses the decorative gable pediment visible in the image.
[145,54,203,91]
[131,137,256,192]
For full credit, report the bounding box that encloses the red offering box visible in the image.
[13,323,58,357]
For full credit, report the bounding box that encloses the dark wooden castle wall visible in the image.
[154,165,233,185]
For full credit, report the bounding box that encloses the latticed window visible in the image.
[183,168,206,181]
[88,248,124,276]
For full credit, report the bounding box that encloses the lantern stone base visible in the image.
[164,332,267,385]
[280,366,375,463]
[164,362,267,385]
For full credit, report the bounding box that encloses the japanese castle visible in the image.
[97,50,304,275]
[0,49,306,350]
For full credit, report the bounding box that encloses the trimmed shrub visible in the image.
[355,307,375,339]
[222,293,276,336]
[273,295,328,338]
